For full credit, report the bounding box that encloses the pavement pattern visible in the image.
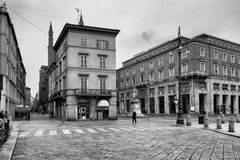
[8,114,240,160]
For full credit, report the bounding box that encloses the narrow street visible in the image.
[11,114,240,160]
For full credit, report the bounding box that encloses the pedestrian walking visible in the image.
[132,111,137,124]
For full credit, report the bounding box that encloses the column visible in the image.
[90,99,97,120]
[164,84,169,114]
[154,86,158,114]
[226,95,231,114]
[66,90,77,120]
[195,91,199,113]
[236,95,239,114]
[206,79,212,114]
[109,91,117,120]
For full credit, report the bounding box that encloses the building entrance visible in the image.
[140,98,146,113]
[77,105,89,120]
[158,97,164,113]
[231,95,235,114]
[199,94,205,114]
[214,94,220,114]
[169,96,176,114]
[149,97,155,113]
[182,94,190,114]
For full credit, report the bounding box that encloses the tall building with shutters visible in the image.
[117,33,240,116]
[0,4,26,117]
[48,16,120,120]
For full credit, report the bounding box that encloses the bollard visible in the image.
[221,114,225,124]
[228,116,235,132]
[186,115,192,126]
[236,114,240,123]
[204,116,209,128]
[216,116,222,129]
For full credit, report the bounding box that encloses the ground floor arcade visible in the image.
[118,78,240,115]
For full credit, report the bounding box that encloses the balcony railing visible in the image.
[49,89,112,100]
[75,89,111,96]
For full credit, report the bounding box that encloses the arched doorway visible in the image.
[97,99,109,119]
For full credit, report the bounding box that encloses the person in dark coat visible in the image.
[27,111,31,121]
[132,111,137,124]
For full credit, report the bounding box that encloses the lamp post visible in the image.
[176,45,184,125]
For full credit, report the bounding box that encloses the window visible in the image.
[238,56,240,64]
[96,40,109,49]
[214,64,219,74]
[181,63,188,73]
[132,68,136,74]
[231,67,235,76]
[169,67,174,76]
[100,57,106,68]
[126,70,129,76]
[99,77,106,92]
[238,69,240,78]
[120,81,123,87]
[213,83,220,90]
[80,55,87,68]
[223,53,227,61]
[132,77,136,84]
[59,61,62,74]
[149,72,154,81]
[149,61,153,68]
[169,52,174,62]
[140,64,144,71]
[223,66,227,75]
[200,48,205,57]
[80,76,87,91]
[231,55,235,63]
[81,38,87,47]
[158,70,163,79]
[200,62,206,71]
[181,49,187,58]
[214,50,218,59]
[126,79,129,86]
[159,58,163,66]
[63,77,66,90]
[120,73,123,78]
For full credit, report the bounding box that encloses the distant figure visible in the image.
[132,111,137,124]
[27,111,31,121]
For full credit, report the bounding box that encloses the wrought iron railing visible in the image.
[75,89,111,96]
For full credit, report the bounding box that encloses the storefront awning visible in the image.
[97,100,109,110]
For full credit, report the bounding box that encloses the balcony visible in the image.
[49,89,113,101]
[75,89,111,97]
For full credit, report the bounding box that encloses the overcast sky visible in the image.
[3,0,240,96]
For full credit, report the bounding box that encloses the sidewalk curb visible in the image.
[0,128,19,160]
[202,127,240,138]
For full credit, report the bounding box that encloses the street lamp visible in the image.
[176,44,184,125]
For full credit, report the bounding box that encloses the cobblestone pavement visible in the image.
[11,114,240,160]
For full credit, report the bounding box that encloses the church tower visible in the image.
[48,22,55,66]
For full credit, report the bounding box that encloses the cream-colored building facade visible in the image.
[0,5,26,117]
[48,20,119,120]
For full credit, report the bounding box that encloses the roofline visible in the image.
[122,36,190,64]
[193,33,240,47]
[53,23,120,50]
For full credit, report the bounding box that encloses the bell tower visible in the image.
[48,21,55,66]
